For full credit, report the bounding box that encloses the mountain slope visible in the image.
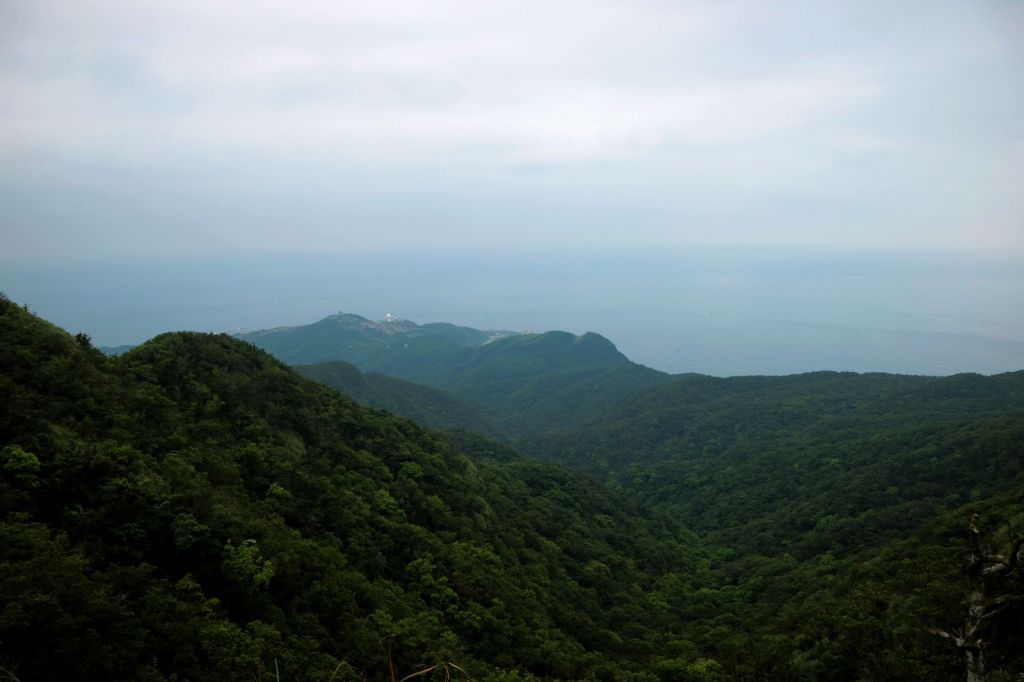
[293,360,505,438]
[523,370,1024,677]
[240,314,672,438]
[0,298,701,682]
[524,370,1024,551]
[385,330,671,436]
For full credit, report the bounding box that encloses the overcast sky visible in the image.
[1,0,1022,263]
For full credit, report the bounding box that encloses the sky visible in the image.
[1,0,1022,262]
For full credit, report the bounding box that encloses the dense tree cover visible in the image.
[524,372,1024,546]
[0,299,703,681]
[524,372,1024,679]
[293,360,505,439]
[242,316,670,437]
[413,332,670,437]
[4,298,1023,680]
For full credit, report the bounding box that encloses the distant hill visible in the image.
[98,344,135,356]
[235,312,509,367]
[419,331,672,436]
[240,314,672,437]
[293,360,505,439]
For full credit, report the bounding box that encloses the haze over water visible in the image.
[5,248,1021,377]
[3,2,1022,378]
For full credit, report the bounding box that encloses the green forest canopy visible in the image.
[2,296,1023,681]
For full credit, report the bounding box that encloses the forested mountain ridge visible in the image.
[523,369,1024,566]
[241,314,672,437]
[0,298,705,681]
[526,370,1024,476]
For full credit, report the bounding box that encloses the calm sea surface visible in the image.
[4,248,1022,376]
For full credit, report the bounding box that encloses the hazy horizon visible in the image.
[2,2,1021,376]
[4,246,1021,377]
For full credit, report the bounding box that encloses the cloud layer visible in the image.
[1,0,1022,259]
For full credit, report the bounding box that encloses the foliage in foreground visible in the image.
[0,298,698,681]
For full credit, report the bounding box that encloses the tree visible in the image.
[935,514,1024,682]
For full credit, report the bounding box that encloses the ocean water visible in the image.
[3,248,1022,377]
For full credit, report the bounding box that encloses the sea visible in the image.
[3,247,1022,377]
